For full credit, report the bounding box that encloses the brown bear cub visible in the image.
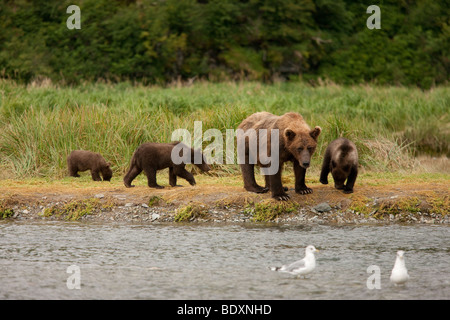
[123,142,210,189]
[67,150,112,181]
[320,138,358,193]
[237,112,321,200]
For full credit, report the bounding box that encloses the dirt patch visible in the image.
[1,178,448,224]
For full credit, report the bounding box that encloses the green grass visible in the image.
[148,195,162,207]
[244,200,300,222]
[174,204,207,222]
[40,198,99,221]
[0,200,14,219]
[0,80,448,178]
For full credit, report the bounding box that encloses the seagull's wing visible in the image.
[282,258,306,272]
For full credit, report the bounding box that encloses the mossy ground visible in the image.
[40,198,101,221]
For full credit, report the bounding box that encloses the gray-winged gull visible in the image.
[270,245,319,277]
[390,250,410,285]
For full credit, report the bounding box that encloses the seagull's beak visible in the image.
[315,249,320,252]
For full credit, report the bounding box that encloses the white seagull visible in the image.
[270,245,319,277]
[390,250,410,286]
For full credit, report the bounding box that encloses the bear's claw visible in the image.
[296,188,313,195]
[273,193,290,201]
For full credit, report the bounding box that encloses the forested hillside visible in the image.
[0,0,448,88]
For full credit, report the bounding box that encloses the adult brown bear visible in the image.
[237,112,321,200]
[123,142,210,188]
[67,150,112,181]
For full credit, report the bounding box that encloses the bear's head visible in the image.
[331,161,350,190]
[101,163,113,181]
[284,126,321,169]
[191,148,211,172]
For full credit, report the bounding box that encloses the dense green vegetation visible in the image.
[0,0,448,88]
[0,80,448,178]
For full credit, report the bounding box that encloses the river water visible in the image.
[0,221,448,300]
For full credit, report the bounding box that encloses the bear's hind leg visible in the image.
[264,174,287,192]
[123,165,142,188]
[264,175,271,191]
[68,163,80,178]
[240,163,267,193]
[69,169,80,178]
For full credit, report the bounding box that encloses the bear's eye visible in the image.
[307,147,314,152]
[297,147,304,152]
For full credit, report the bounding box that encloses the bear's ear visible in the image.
[309,126,321,140]
[284,128,296,141]
[106,162,111,167]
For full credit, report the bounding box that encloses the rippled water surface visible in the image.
[0,221,448,299]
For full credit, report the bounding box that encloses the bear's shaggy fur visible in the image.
[237,112,321,200]
[67,150,112,181]
[320,138,358,193]
[123,142,210,188]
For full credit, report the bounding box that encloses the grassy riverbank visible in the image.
[1,80,449,178]
[0,80,448,222]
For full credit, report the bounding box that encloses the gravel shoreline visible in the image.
[3,195,448,225]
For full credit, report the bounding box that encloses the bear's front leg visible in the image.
[319,151,331,185]
[145,168,164,189]
[174,166,196,186]
[294,161,313,194]
[269,169,290,201]
[169,167,181,187]
[343,165,358,194]
[91,170,102,181]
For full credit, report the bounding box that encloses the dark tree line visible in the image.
[0,0,448,88]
